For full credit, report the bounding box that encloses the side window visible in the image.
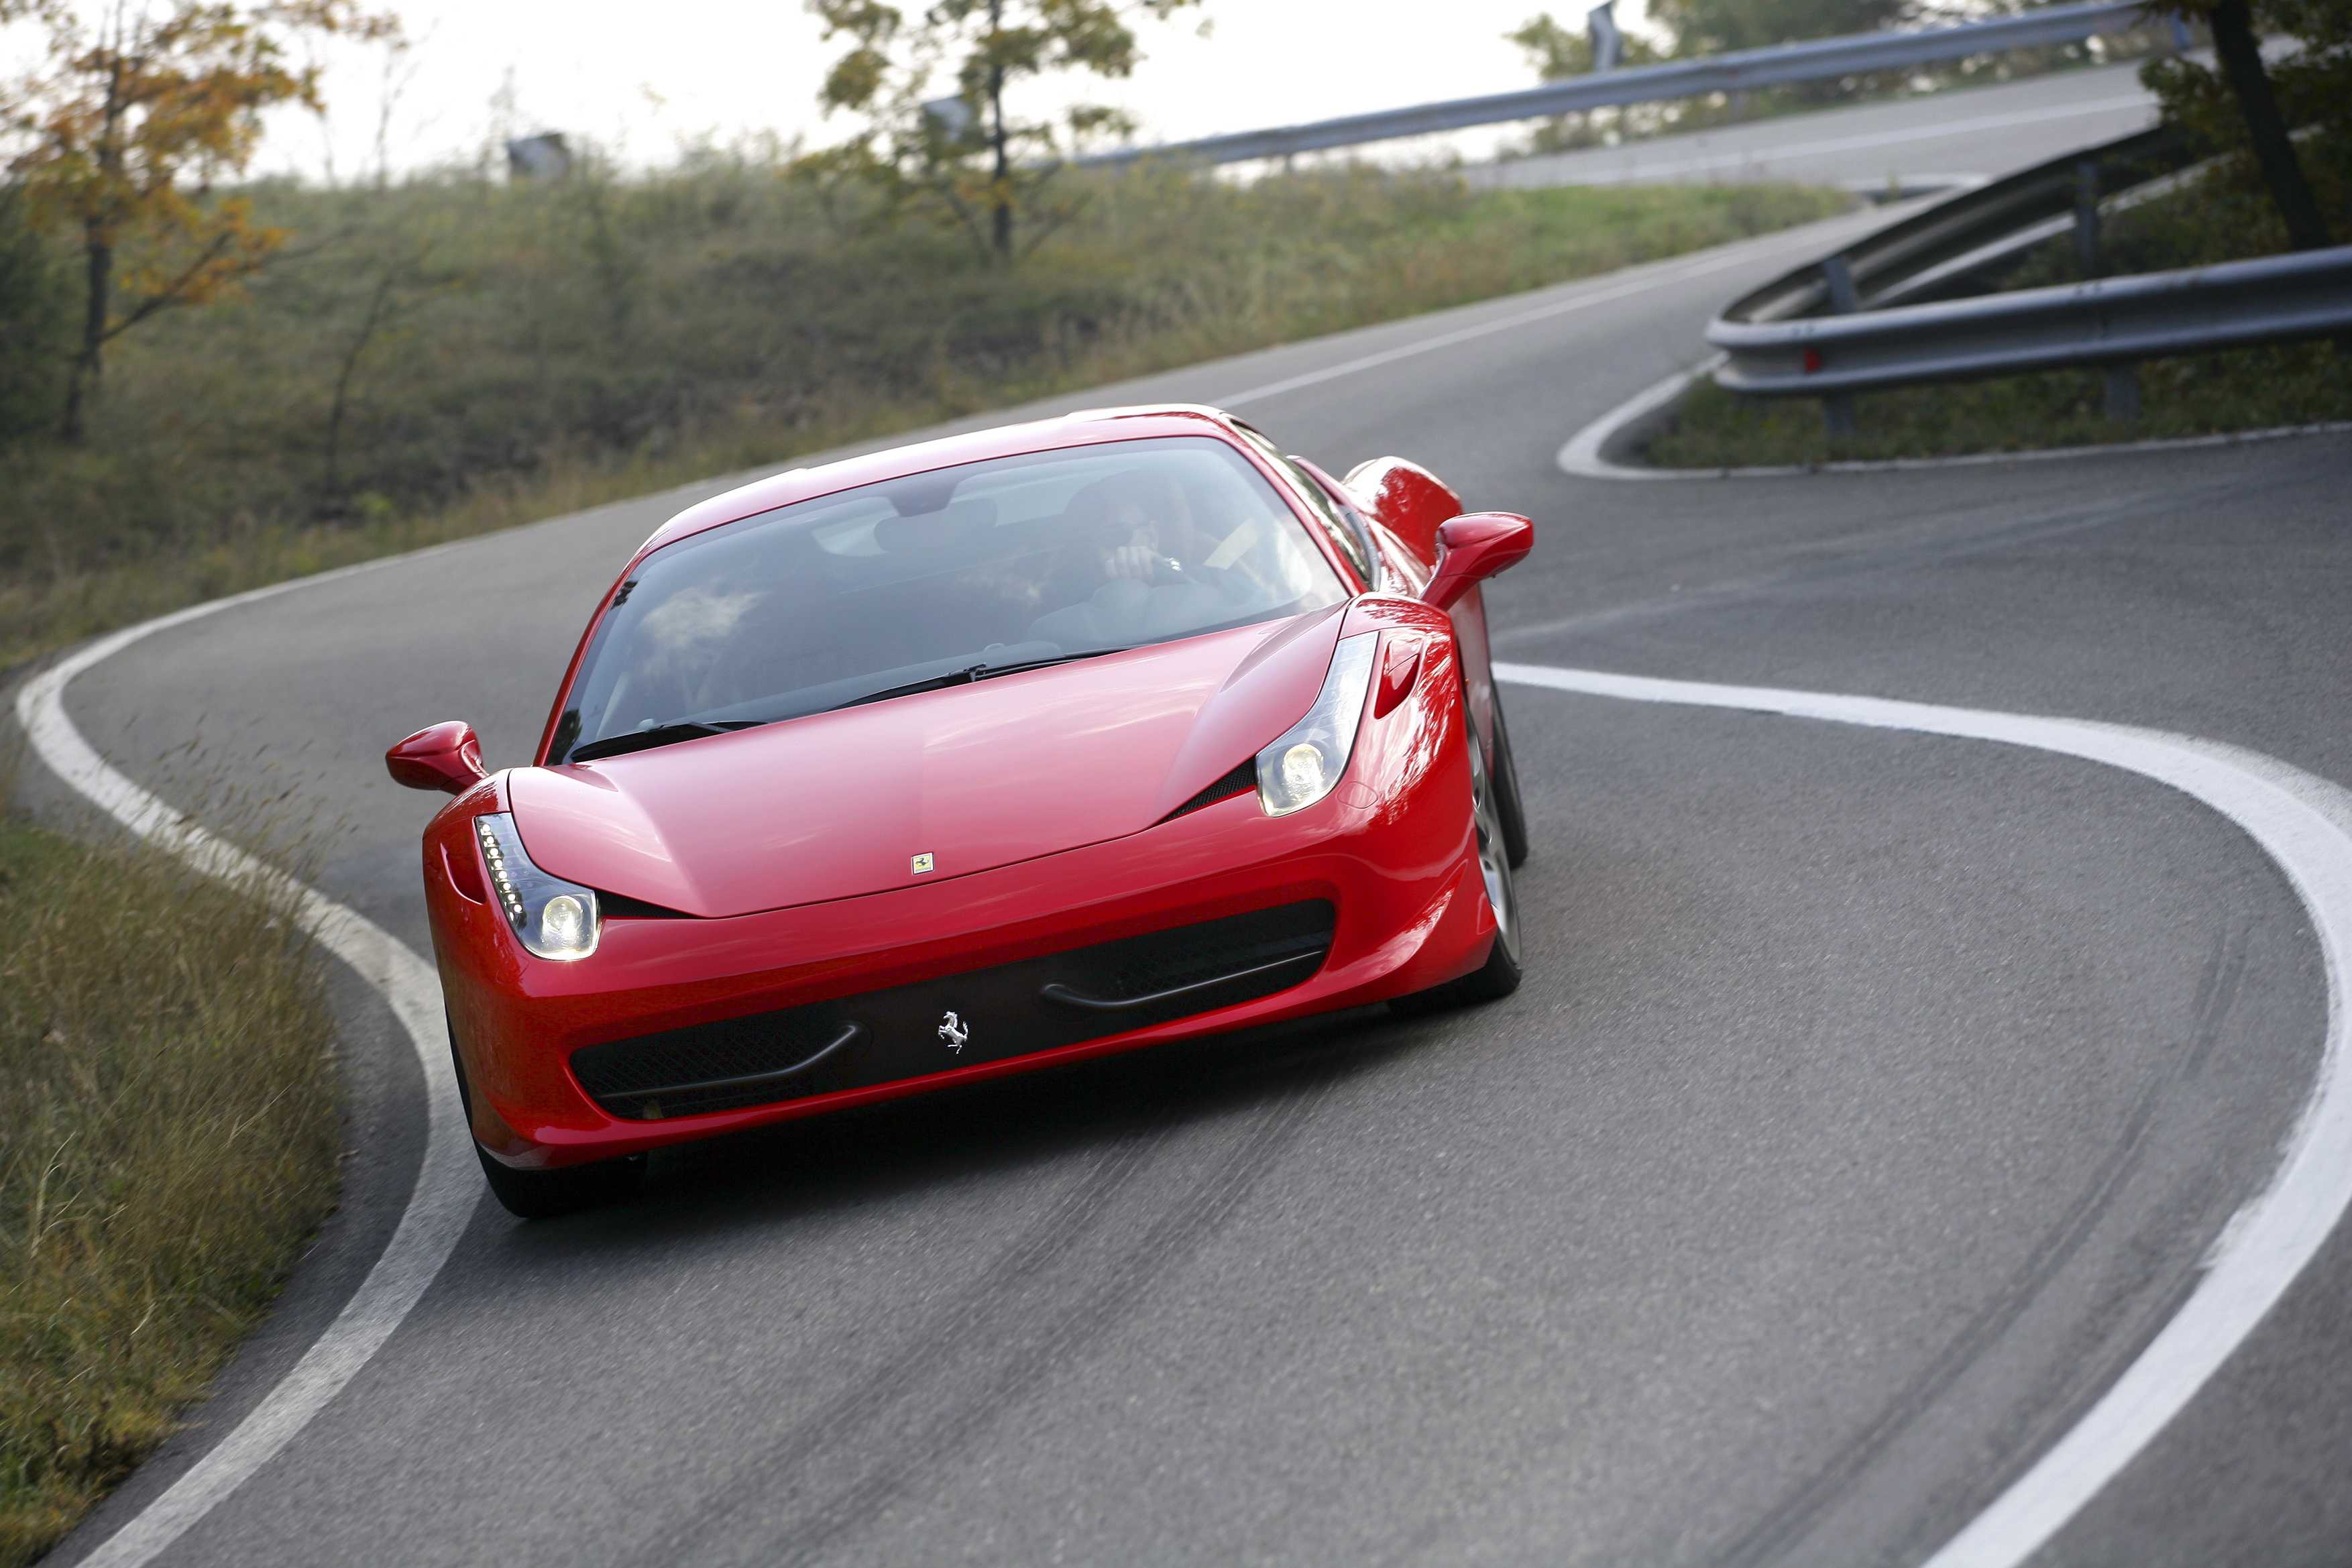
[1233,424,1375,584]
[1292,459,1385,585]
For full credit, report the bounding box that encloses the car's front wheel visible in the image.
[473,1143,644,1220]
[448,1013,643,1219]
[1491,691,1530,871]
[1394,713,1524,1013]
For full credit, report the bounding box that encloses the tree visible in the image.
[803,0,1205,262]
[0,182,72,449]
[1506,11,1664,153]
[1653,0,1913,107]
[1650,0,1911,57]
[2,1,398,441]
[2143,0,2342,251]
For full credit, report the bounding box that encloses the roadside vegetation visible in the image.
[0,166,1850,666]
[0,782,340,1567]
[1646,0,2350,467]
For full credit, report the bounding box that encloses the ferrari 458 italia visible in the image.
[388,404,1534,1215]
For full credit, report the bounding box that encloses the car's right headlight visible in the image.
[1256,632,1378,817]
[472,811,601,960]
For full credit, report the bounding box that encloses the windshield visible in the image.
[548,435,1349,763]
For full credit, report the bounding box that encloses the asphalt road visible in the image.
[1464,58,2163,192]
[26,107,2352,1568]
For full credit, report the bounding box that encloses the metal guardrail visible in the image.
[1700,121,2352,431]
[1712,245,2352,403]
[1082,0,2154,169]
[1715,127,2200,325]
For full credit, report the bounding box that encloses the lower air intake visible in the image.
[571,900,1337,1120]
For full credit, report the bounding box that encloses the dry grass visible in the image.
[0,775,339,1567]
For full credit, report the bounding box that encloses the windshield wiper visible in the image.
[569,719,752,763]
[972,647,1129,679]
[833,648,1129,713]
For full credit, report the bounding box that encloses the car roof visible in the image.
[633,404,1263,560]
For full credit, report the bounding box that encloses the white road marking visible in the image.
[1211,223,1870,408]
[1553,357,2352,481]
[1498,663,2352,1567]
[1555,355,1725,480]
[15,563,482,1568]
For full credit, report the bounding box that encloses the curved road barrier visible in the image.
[1711,244,2352,410]
[1082,0,2154,168]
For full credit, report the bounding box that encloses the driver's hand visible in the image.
[1105,543,1161,581]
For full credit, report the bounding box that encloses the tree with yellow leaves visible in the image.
[2,1,398,441]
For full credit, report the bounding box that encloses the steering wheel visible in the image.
[1147,553,1217,590]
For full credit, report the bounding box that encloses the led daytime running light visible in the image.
[473,812,601,960]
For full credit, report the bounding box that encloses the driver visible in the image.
[1064,467,1202,585]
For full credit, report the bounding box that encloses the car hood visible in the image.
[504,607,1346,919]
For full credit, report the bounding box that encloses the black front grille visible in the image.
[571,900,1336,1120]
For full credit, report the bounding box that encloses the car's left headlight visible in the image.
[472,812,600,960]
[1257,632,1379,817]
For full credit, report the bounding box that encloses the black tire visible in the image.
[1490,690,1530,871]
[448,1010,642,1219]
[1392,709,1524,1014]
[475,1142,644,1220]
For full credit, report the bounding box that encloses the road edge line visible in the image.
[1211,219,1863,409]
[14,563,482,1568]
[1497,662,2352,1567]
[1555,360,2352,482]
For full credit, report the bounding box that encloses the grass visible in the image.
[0,794,339,1567]
[1645,129,2352,469]
[0,165,1852,667]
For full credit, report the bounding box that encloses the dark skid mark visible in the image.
[769,1078,1331,1568]
[2183,919,2250,1078]
[635,1122,1170,1563]
[1496,473,2255,653]
[663,1071,1333,1567]
[1710,918,2256,1568]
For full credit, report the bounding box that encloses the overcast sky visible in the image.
[187,0,1659,180]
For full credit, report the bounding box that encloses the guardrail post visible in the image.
[1820,256,1860,437]
[2104,364,2140,422]
[2074,159,2102,277]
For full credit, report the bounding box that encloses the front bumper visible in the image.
[425,641,1495,1169]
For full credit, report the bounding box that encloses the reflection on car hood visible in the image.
[504,608,1345,919]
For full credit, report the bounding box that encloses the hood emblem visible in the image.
[938,1011,970,1052]
[911,852,935,875]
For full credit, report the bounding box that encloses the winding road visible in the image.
[20,104,2352,1568]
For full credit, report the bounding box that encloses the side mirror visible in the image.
[1421,512,1533,612]
[386,722,488,795]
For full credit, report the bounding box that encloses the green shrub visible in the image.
[0,189,70,450]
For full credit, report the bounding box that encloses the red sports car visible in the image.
[388,405,1534,1216]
